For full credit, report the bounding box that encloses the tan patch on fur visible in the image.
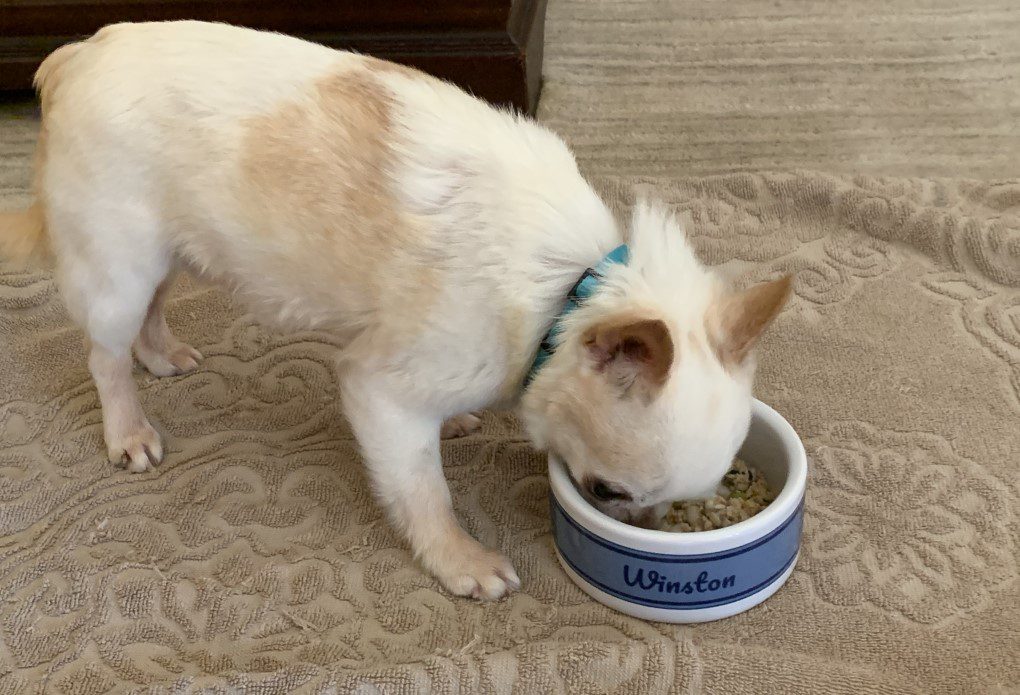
[361,55,439,84]
[235,64,439,347]
[242,69,395,223]
[583,316,675,387]
[710,275,793,366]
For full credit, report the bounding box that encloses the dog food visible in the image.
[659,459,776,532]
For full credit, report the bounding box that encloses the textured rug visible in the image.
[1,1,1019,693]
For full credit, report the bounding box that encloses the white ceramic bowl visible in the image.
[549,398,807,623]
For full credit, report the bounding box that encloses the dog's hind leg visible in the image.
[50,203,172,472]
[133,273,203,377]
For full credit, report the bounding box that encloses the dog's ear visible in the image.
[583,316,674,390]
[710,275,792,366]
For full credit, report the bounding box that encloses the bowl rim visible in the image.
[548,398,807,555]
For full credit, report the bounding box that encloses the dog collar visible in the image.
[525,244,630,386]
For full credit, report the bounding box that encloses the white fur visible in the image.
[7,21,779,600]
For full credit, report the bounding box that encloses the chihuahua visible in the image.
[0,21,790,600]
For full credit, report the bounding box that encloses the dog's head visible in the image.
[521,202,791,526]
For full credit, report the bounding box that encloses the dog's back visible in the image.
[23,22,605,339]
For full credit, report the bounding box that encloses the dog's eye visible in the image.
[589,478,630,502]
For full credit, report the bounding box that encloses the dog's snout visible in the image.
[629,506,663,530]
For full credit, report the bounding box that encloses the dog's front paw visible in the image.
[425,538,520,601]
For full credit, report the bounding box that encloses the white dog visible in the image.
[0,21,791,600]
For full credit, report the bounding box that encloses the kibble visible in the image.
[659,458,776,532]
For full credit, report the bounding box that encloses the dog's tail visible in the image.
[0,203,50,266]
[0,42,85,267]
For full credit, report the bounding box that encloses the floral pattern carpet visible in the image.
[0,172,1016,693]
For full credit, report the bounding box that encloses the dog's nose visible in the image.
[629,507,662,530]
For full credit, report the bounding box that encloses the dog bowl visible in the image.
[548,398,807,623]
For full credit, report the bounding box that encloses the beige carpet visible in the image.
[1,2,1018,693]
[541,0,1020,179]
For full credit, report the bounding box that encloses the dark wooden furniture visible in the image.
[0,0,547,114]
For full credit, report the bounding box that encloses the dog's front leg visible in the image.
[340,370,520,600]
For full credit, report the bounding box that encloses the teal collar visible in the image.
[525,244,630,386]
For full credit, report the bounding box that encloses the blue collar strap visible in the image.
[525,244,630,386]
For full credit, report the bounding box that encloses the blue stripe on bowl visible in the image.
[551,495,804,609]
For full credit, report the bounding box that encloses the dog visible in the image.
[0,21,791,600]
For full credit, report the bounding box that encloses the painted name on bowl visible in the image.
[624,566,736,594]
[551,496,804,609]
